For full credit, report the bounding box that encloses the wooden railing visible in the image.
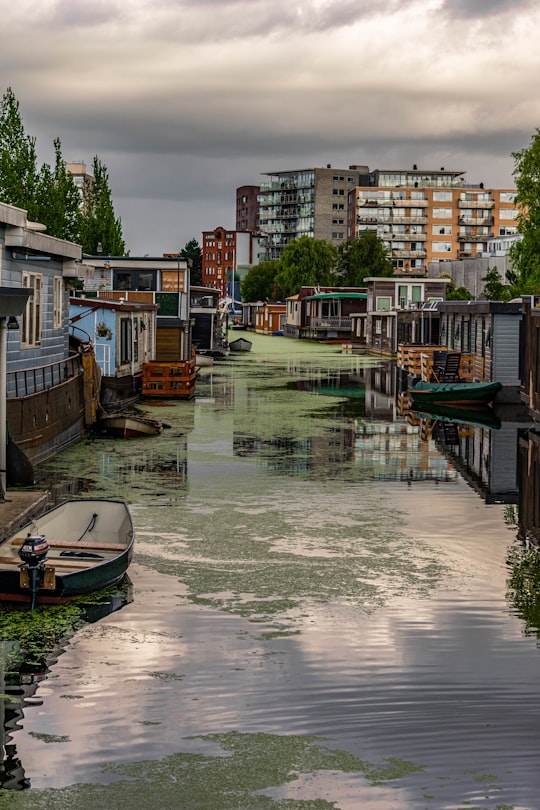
[8,355,81,398]
[397,344,474,382]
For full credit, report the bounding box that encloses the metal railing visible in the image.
[8,355,81,398]
[310,317,352,329]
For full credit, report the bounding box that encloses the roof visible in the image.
[305,292,367,300]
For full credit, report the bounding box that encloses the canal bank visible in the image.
[0,491,49,541]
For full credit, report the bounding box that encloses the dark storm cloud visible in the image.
[440,0,535,18]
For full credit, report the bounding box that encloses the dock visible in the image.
[0,491,49,542]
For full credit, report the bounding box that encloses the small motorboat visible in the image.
[229,337,252,352]
[99,413,163,438]
[0,499,134,608]
[408,380,502,406]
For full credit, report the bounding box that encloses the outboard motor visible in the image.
[19,533,50,567]
[18,533,50,609]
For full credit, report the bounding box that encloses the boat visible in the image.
[229,337,252,352]
[195,353,215,367]
[408,380,502,406]
[411,402,502,431]
[0,499,134,608]
[99,412,163,438]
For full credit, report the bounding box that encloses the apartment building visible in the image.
[347,167,518,276]
[236,185,260,233]
[201,227,257,298]
[257,165,369,260]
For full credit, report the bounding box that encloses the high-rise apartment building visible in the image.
[257,165,369,260]
[347,168,518,275]
[252,164,518,273]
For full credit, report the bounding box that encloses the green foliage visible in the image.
[181,238,202,286]
[274,236,338,297]
[81,156,125,255]
[481,267,512,302]
[0,87,126,253]
[510,130,540,293]
[35,137,82,243]
[241,260,280,302]
[336,231,393,284]
[0,86,39,218]
[440,275,473,300]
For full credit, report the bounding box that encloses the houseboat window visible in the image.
[53,276,63,329]
[21,272,42,348]
[116,272,132,291]
[120,318,132,365]
[376,297,391,312]
[137,272,153,291]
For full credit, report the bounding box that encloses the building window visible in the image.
[432,242,452,252]
[332,232,344,239]
[433,225,452,235]
[22,272,42,347]
[53,276,63,329]
[332,203,345,210]
[433,208,453,218]
[500,209,518,219]
[376,296,391,311]
[500,192,516,203]
[333,189,345,196]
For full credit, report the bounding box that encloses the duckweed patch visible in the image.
[28,733,70,744]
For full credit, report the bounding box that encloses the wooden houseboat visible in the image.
[254,301,286,335]
[284,287,367,342]
[1,201,96,485]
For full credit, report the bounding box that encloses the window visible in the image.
[376,296,391,311]
[120,317,132,365]
[433,224,452,235]
[432,242,452,252]
[433,208,452,218]
[500,192,516,203]
[333,175,345,181]
[332,203,345,210]
[332,218,344,225]
[500,209,518,219]
[21,272,42,347]
[333,189,345,196]
[332,232,344,239]
[53,276,63,329]
[375,318,382,334]
[433,191,452,201]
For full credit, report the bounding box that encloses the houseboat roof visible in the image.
[305,292,367,300]
[70,296,157,312]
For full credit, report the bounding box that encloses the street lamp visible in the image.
[0,287,33,501]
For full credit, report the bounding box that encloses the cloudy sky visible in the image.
[2,0,539,255]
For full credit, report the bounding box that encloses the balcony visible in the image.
[458,199,494,208]
[310,317,352,331]
[459,216,493,226]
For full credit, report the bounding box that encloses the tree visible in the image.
[335,231,393,284]
[0,87,39,218]
[481,267,512,302]
[510,130,540,293]
[180,238,202,286]
[241,260,280,302]
[81,156,125,255]
[274,236,337,297]
[35,138,82,242]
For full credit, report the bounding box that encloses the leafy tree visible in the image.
[35,138,82,242]
[180,238,202,286]
[80,156,125,255]
[481,267,512,301]
[241,260,280,302]
[336,231,393,284]
[0,87,39,218]
[510,130,540,293]
[274,236,337,297]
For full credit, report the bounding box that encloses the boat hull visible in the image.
[229,338,252,352]
[0,499,134,605]
[100,415,163,438]
[409,381,502,406]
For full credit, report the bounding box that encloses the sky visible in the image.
[1,0,539,256]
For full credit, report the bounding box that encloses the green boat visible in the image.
[409,380,502,406]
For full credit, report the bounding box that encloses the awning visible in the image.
[305,293,367,300]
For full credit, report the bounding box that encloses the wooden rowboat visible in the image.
[0,499,134,607]
[229,337,252,352]
[409,380,502,406]
[99,413,163,438]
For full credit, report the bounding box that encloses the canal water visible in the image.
[2,332,540,809]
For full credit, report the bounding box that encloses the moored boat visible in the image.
[0,499,134,607]
[229,337,252,352]
[409,380,502,406]
[99,413,163,438]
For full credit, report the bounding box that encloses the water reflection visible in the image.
[0,581,133,790]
